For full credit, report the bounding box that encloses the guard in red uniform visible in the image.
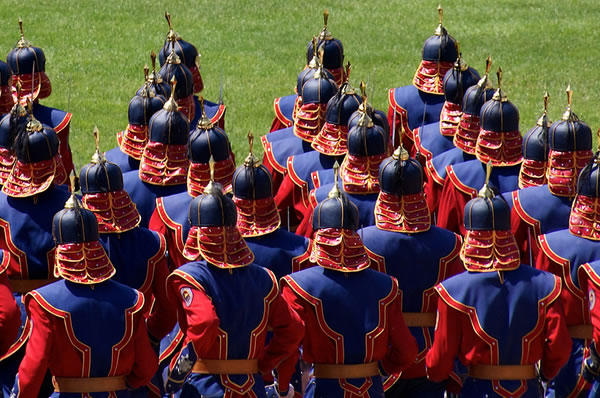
[270,10,346,133]
[7,19,74,175]
[387,6,457,153]
[280,178,418,397]
[511,88,593,265]
[358,145,463,397]
[123,79,189,227]
[275,76,359,221]
[424,57,494,213]
[158,12,226,129]
[105,54,168,174]
[437,68,522,236]
[413,53,480,162]
[0,106,70,396]
[233,133,311,279]
[11,187,158,397]
[426,169,572,397]
[165,179,304,397]
[536,150,600,397]
[149,107,236,269]
[298,107,390,237]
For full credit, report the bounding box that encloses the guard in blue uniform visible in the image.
[280,179,419,397]
[166,178,304,397]
[387,6,457,152]
[105,55,168,173]
[233,133,311,280]
[275,76,359,221]
[511,88,593,265]
[413,53,480,162]
[149,105,236,269]
[424,58,495,212]
[124,78,188,227]
[270,10,346,132]
[262,57,338,197]
[358,146,464,397]
[7,19,74,175]
[426,171,572,397]
[11,187,157,397]
[437,68,523,236]
[0,109,70,397]
[298,107,390,237]
[536,151,600,397]
[159,12,227,130]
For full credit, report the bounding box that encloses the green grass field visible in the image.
[0,0,598,166]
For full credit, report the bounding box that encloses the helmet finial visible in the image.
[16,17,31,48]
[492,67,507,101]
[163,76,179,111]
[165,11,179,41]
[197,96,213,129]
[203,155,218,194]
[25,99,42,132]
[65,171,81,209]
[561,84,576,121]
[319,9,333,40]
[308,36,319,68]
[328,160,342,198]
[434,5,445,35]
[244,131,259,167]
[536,92,550,127]
[91,126,105,164]
[166,49,181,65]
[477,160,494,198]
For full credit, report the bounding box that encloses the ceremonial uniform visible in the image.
[413,55,480,161]
[0,251,19,358]
[535,153,600,397]
[11,188,158,397]
[426,177,571,398]
[297,110,390,237]
[424,63,495,212]
[280,180,418,397]
[125,81,190,227]
[232,144,311,279]
[269,11,346,132]
[7,21,74,175]
[0,111,70,396]
[512,90,594,266]
[437,73,522,236]
[149,111,236,269]
[388,8,457,152]
[358,147,463,397]
[166,180,304,397]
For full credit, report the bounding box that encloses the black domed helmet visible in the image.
[546,86,593,197]
[158,50,195,121]
[189,184,238,228]
[347,113,388,158]
[53,197,100,245]
[477,68,522,166]
[463,188,511,231]
[312,183,359,231]
[159,12,203,94]
[6,19,52,101]
[379,149,424,196]
[413,6,458,94]
[519,93,551,189]
[306,10,345,85]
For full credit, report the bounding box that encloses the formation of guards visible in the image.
[1,6,600,398]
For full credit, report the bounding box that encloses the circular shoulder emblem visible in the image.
[589,288,596,311]
[180,287,193,307]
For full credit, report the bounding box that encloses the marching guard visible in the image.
[11,185,158,397]
[426,165,572,397]
[165,177,304,397]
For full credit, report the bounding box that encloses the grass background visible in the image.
[0,0,598,166]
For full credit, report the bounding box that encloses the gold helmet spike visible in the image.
[492,67,507,102]
[147,51,163,85]
[477,160,494,198]
[595,128,600,160]
[12,81,26,117]
[16,18,31,48]
[65,171,81,209]
[196,97,213,129]
[536,92,550,127]
[244,131,260,167]
[91,126,105,164]
[476,56,493,89]
[319,9,333,40]
[163,76,179,112]
[166,49,181,65]
[328,160,342,198]
[561,84,576,121]
[165,11,180,42]
[308,36,319,69]
[143,64,149,81]
[434,5,445,36]
[203,155,218,194]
